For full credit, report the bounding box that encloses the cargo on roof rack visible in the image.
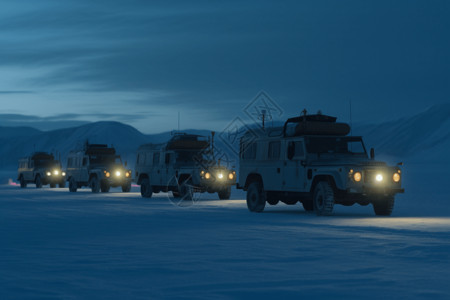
[283,114,350,136]
[166,134,209,150]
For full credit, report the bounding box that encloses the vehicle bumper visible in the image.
[347,186,404,195]
[104,177,132,187]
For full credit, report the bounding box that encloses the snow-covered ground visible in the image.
[1,163,449,299]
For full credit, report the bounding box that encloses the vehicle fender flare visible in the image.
[310,175,339,193]
[89,171,102,181]
[244,173,264,191]
[137,173,149,185]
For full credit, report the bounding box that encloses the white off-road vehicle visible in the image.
[17,152,66,188]
[66,143,132,193]
[237,113,404,216]
[135,133,236,200]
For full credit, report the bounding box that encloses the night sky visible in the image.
[0,0,449,133]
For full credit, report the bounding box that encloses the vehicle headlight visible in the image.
[115,171,121,177]
[205,172,211,179]
[200,170,205,176]
[46,172,51,176]
[353,172,362,182]
[228,173,234,180]
[217,173,224,179]
[53,170,59,176]
[375,174,383,182]
[106,172,111,178]
[62,172,66,176]
[393,172,401,183]
[125,172,130,178]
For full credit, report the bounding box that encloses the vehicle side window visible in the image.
[294,141,305,157]
[153,153,160,165]
[288,141,305,160]
[165,153,171,164]
[242,143,257,160]
[82,157,88,166]
[268,141,280,159]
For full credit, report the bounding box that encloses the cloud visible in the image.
[0,0,448,130]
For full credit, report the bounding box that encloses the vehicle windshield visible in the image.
[175,149,216,166]
[305,136,367,156]
[35,159,60,168]
[90,155,122,165]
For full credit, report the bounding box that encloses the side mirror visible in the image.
[397,162,403,166]
[370,148,375,160]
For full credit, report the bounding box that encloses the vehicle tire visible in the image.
[301,199,314,211]
[313,181,334,216]
[35,175,42,189]
[19,176,27,188]
[122,182,131,193]
[179,181,193,201]
[140,178,153,198]
[90,176,100,193]
[218,186,231,200]
[59,181,66,188]
[69,177,77,192]
[372,195,395,216]
[267,196,279,206]
[50,183,56,188]
[246,181,266,213]
[101,182,110,193]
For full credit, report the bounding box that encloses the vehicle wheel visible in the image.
[122,182,131,193]
[313,181,334,216]
[372,195,395,216]
[50,183,56,188]
[19,176,27,188]
[69,177,78,192]
[267,196,279,206]
[246,181,266,213]
[59,181,66,188]
[101,181,110,193]
[140,178,153,198]
[218,186,231,200]
[90,176,100,193]
[35,175,42,189]
[301,199,314,211]
[179,181,194,201]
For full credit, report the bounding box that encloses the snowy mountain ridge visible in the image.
[0,104,449,169]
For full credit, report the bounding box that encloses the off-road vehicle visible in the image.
[135,133,236,200]
[237,112,404,216]
[17,152,66,188]
[66,143,132,193]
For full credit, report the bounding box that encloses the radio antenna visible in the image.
[178,112,180,131]
[349,99,353,137]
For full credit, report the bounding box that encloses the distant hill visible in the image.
[1,104,449,170]
[353,103,450,163]
[0,122,214,169]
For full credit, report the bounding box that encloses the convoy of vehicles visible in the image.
[237,113,404,216]
[15,111,405,217]
[17,152,66,188]
[65,143,132,193]
[135,133,236,200]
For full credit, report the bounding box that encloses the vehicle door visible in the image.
[283,139,307,191]
[262,141,283,191]
[80,156,89,183]
[163,152,176,187]
[25,159,33,181]
[151,152,162,186]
